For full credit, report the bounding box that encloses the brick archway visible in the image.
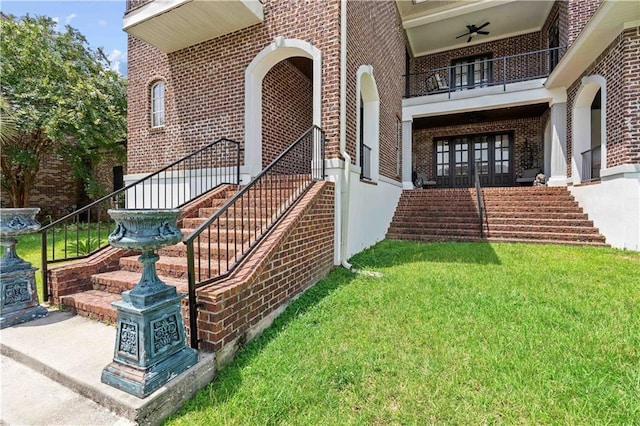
[244,38,322,178]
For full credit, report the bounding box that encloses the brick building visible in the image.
[122,0,639,253]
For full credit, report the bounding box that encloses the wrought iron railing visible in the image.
[581,145,601,182]
[404,46,567,98]
[39,138,241,301]
[360,143,372,180]
[474,162,486,238]
[184,125,325,348]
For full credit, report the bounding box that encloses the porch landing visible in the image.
[0,309,215,425]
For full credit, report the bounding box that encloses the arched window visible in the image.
[151,81,165,128]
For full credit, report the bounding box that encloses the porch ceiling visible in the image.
[396,0,555,56]
[413,103,548,129]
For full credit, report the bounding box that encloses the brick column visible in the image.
[547,102,568,186]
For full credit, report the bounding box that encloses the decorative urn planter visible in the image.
[101,209,198,398]
[0,208,48,328]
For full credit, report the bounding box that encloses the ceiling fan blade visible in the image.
[477,31,490,35]
[456,32,470,39]
[467,36,473,43]
[477,22,490,30]
[466,25,474,31]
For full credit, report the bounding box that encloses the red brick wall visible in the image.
[567,0,602,46]
[410,32,542,74]
[194,181,335,352]
[262,59,313,167]
[567,28,640,173]
[413,117,544,182]
[346,0,405,179]
[126,0,341,174]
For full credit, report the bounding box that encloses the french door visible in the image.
[434,133,513,187]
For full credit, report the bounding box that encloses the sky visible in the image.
[1,0,128,76]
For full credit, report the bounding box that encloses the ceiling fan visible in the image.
[456,22,490,43]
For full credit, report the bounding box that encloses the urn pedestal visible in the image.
[0,208,48,328]
[101,209,198,398]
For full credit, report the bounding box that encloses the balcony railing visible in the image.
[126,0,150,13]
[581,145,601,182]
[404,46,567,99]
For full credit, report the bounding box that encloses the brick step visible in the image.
[184,215,272,230]
[485,224,601,234]
[483,205,584,214]
[393,211,480,222]
[484,237,609,247]
[386,233,483,243]
[119,255,219,279]
[394,205,479,213]
[197,205,283,219]
[390,220,479,230]
[484,211,588,220]
[387,227,481,238]
[158,242,240,259]
[481,193,576,201]
[179,228,253,244]
[483,200,579,208]
[389,221,479,231]
[60,290,120,324]
[91,270,187,294]
[486,217,594,227]
[485,230,606,242]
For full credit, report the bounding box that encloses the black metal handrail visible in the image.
[184,125,325,348]
[360,143,372,180]
[39,138,241,301]
[581,145,601,182]
[474,162,485,238]
[404,46,567,98]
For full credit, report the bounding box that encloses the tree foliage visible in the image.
[0,15,127,207]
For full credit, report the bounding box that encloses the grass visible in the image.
[166,240,640,425]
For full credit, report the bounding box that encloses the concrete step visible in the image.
[0,311,215,425]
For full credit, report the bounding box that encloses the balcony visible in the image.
[404,47,566,99]
[124,0,264,53]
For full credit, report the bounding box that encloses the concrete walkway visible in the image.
[0,310,216,426]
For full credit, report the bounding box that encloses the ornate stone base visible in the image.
[101,290,198,398]
[0,266,48,329]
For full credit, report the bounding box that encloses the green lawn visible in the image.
[167,240,640,425]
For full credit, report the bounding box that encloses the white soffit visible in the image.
[398,0,554,56]
[123,0,264,53]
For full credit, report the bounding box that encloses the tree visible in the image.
[0,15,127,207]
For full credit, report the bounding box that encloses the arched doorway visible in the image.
[572,75,606,183]
[244,38,322,178]
[356,65,380,182]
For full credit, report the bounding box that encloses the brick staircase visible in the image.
[58,179,306,323]
[387,186,608,246]
[59,187,237,323]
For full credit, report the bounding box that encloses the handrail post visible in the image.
[236,141,241,185]
[41,231,48,302]
[502,56,507,91]
[474,161,485,239]
[186,241,199,350]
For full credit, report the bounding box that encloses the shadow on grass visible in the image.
[180,267,357,410]
[349,239,502,268]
